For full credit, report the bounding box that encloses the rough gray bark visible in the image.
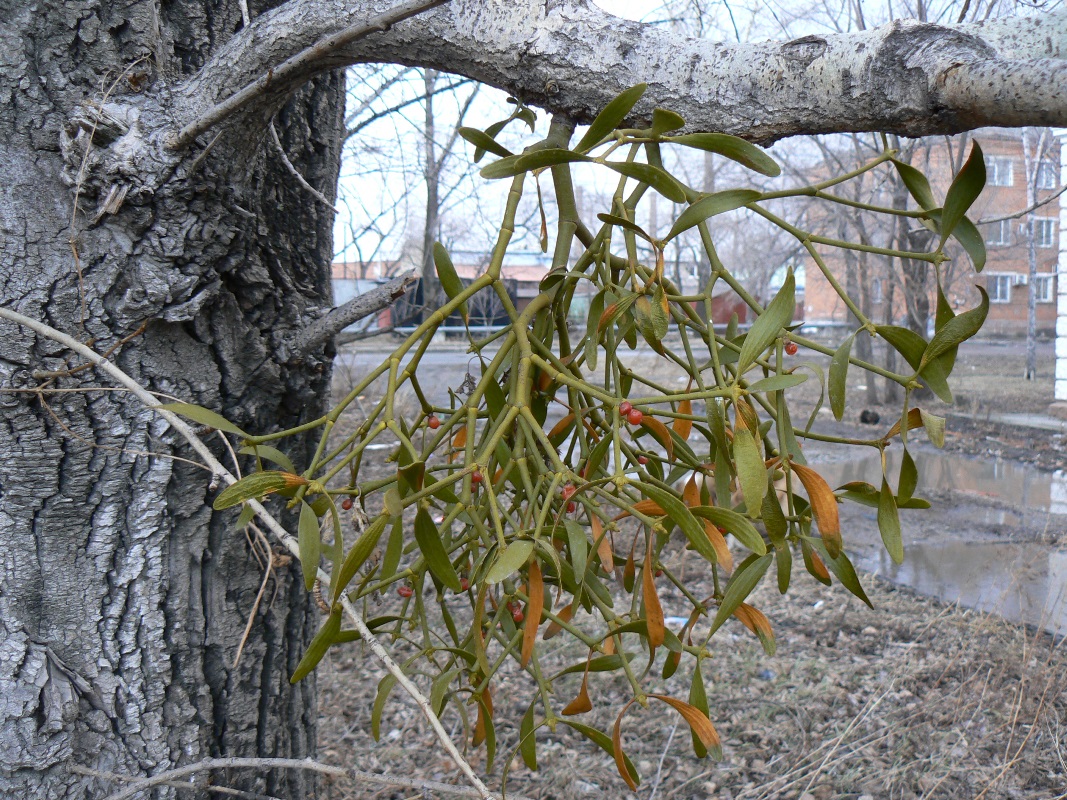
[0,2,343,797]
[178,0,1067,146]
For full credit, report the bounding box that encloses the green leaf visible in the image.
[563,520,588,579]
[332,514,388,603]
[650,108,685,136]
[481,149,591,179]
[213,470,307,510]
[898,448,918,503]
[809,540,873,608]
[939,141,986,248]
[920,287,988,372]
[733,428,767,518]
[665,189,760,242]
[877,325,953,403]
[431,668,461,717]
[238,444,295,474]
[556,653,638,677]
[633,483,720,565]
[433,243,468,324]
[458,126,512,159]
[737,271,795,375]
[688,665,710,758]
[747,372,807,393]
[585,291,606,369]
[560,720,640,786]
[414,506,461,591]
[485,539,534,584]
[690,506,767,556]
[829,334,854,421]
[892,159,936,211]
[666,133,781,176]
[878,477,903,564]
[603,161,686,203]
[596,213,653,241]
[519,704,538,770]
[922,411,946,448]
[709,553,773,636]
[158,402,248,436]
[371,673,398,740]
[290,607,341,683]
[298,501,321,593]
[575,83,647,153]
[235,504,255,529]
[949,216,987,272]
[379,517,403,584]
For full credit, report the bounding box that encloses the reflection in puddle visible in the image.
[854,543,1067,637]
[816,450,1067,515]
[813,449,1067,635]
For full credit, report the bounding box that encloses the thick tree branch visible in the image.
[170,0,451,149]
[287,271,416,358]
[173,1,1067,144]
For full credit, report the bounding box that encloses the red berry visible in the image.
[512,608,525,624]
[562,483,576,501]
[655,569,664,577]
[619,401,633,416]
[566,501,576,513]
[341,497,353,511]
[785,341,799,356]
[460,578,470,591]
[471,470,483,484]
[638,455,649,465]
[627,408,644,425]
[397,585,413,598]
[427,414,441,429]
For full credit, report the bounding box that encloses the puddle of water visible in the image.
[854,543,1067,637]
[816,449,1067,515]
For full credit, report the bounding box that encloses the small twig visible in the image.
[0,305,494,800]
[286,271,416,358]
[647,722,678,800]
[33,320,148,382]
[170,0,450,149]
[233,525,275,669]
[269,121,339,213]
[73,757,520,800]
[335,325,396,346]
[70,764,282,799]
[977,183,1067,224]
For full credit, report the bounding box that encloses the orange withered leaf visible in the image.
[642,539,665,649]
[521,560,544,668]
[702,521,733,572]
[790,462,841,557]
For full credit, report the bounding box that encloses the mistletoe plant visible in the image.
[164,84,988,788]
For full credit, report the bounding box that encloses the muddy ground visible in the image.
[315,336,1067,800]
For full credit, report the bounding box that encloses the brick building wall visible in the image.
[803,129,1060,337]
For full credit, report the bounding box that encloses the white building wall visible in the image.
[1058,131,1067,401]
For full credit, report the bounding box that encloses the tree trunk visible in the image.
[0,3,343,796]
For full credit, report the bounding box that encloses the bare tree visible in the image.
[2,1,1065,796]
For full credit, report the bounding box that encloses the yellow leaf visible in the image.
[649,694,721,755]
[641,416,675,461]
[642,539,665,649]
[521,561,544,668]
[702,521,733,572]
[790,462,841,557]
[673,398,693,441]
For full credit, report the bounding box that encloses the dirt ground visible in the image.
[315,336,1067,800]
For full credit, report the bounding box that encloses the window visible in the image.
[1035,275,1055,303]
[870,278,883,304]
[1035,217,1056,248]
[985,219,1011,246]
[988,274,1012,303]
[1037,161,1058,190]
[984,156,1014,187]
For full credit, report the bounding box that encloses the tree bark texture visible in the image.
[180,0,1067,146]
[0,2,343,796]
